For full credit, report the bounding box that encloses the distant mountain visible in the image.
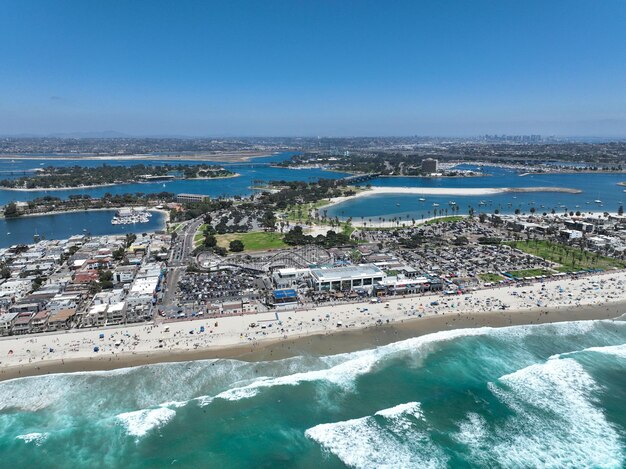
[47,130,131,138]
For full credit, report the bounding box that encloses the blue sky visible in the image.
[1,0,625,137]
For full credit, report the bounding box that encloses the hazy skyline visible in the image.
[1,0,625,137]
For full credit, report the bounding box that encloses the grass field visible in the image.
[478,273,505,282]
[168,222,183,234]
[424,215,465,225]
[284,199,332,223]
[507,268,553,278]
[193,224,208,247]
[216,231,287,251]
[507,240,626,272]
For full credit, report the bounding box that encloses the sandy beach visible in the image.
[1,270,624,381]
[319,185,583,211]
[0,183,117,192]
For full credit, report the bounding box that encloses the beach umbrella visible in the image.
[93,346,100,352]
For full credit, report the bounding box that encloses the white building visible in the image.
[309,265,386,292]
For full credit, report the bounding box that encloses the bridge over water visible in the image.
[338,173,381,184]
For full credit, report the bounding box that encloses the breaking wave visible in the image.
[305,401,447,468]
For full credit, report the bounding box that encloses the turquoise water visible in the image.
[1,319,625,467]
[0,210,166,247]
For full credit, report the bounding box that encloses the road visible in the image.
[161,217,205,314]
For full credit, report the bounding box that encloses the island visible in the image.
[0,163,237,190]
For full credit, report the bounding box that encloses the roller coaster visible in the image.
[197,244,333,273]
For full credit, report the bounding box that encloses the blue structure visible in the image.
[272,289,298,306]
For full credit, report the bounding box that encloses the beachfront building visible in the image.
[309,265,386,292]
[30,310,50,333]
[270,289,299,309]
[106,302,127,325]
[12,312,34,335]
[83,304,108,327]
[47,308,76,331]
[272,268,311,289]
[377,274,435,294]
[0,312,18,336]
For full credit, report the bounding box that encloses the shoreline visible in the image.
[1,303,623,383]
[0,183,117,192]
[1,270,624,381]
[520,170,626,177]
[0,173,240,192]
[318,185,583,210]
[2,207,169,230]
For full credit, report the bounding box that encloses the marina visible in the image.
[110,208,152,225]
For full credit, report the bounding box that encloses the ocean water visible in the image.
[1,319,625,468]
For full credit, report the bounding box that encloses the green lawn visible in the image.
[506,240,626,272]
[423,215,465,225]
[193,224,208,247]
[168,222,183,234]
[216,231,287,251]
[479,273,505,283]
[507,268,553,278]
[341,223,355,237]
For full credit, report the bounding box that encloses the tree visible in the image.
[619,205,624,216]
[203,234,217,248]
[99,270,113,282]
[261,210,277,231]
[229,240,244,252]
[112,247,125,261]
[4,202,19,218]
[125,233,137,248]
[214,246,228,256]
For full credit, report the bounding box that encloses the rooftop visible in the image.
[310,264,384,281]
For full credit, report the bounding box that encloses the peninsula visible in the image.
[0,163,236,190]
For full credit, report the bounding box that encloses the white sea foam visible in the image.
[460,357,624,467]
[15,432,48,445]
[158,400,188,409]
[579,343,626,358]
[375,401,422,419]
[203,323,609,405]
[214,328,489,402]
[305,401,447,468]
[116,407,176,439]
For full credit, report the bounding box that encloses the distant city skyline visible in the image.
[1,0,625,137]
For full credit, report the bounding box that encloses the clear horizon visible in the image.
[1,0,625,137]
